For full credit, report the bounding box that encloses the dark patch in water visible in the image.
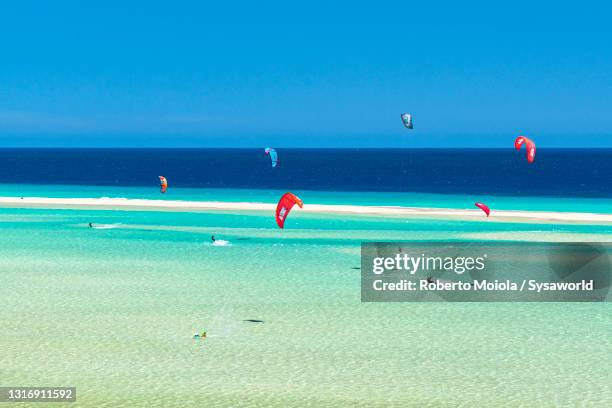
[243,319,264,323]
[351,267,361,270]
[0,148,609,198]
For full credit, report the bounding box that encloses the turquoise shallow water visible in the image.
[1,186,611,407]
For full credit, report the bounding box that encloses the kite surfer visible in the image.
[400,113,413,129]
[275,192,303,229]
[158,176,168,193]
[475,202,491,217]
[264,147,278,167]
[193,330,207,339]
[514,136,536,163]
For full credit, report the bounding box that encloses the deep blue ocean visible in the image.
[0,148,609,198]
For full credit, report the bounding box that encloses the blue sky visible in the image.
[0,1,611,147]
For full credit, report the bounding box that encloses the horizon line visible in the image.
[0,146,609,150]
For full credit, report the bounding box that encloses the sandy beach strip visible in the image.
[0,196,610,225]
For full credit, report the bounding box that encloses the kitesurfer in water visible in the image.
[88,223,93,228]
[193,330,207,339]
[211,235,216,243]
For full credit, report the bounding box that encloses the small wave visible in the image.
[99,197,128,200]
[90,223,122,229]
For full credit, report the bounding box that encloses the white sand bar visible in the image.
[0,196,611,225]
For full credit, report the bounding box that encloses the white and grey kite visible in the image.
[400,113,413,129]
